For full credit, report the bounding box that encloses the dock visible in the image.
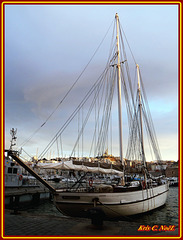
[5,186,51,208]
[4,209,179,236]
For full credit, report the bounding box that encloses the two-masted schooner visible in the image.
[9,13,169,219]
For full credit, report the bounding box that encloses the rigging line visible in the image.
[142,104,161,160]
[94,87,97,155]
[19,19,114,149]
[90,62,116,157]
[120,46,135,94]
[125,99,135,159]
[142,107,154,161]
[40,78,103,159]
[82,106,84,158]
[119,20,137,65]
[39,66,110,159]
[89,77,106,157]
[96,79,110,154]
[119,29,137,111]
[119,30,141,158]
[78,110,80,158]
[120,62,138,159]
[60,135,63,158]
[73,65,110,158]
[127,83,143,160]
[91,31,116,155]
[101,89,115,154]
[97,51,117,154]
[56,137,60,158]
[106,72,110,152]
[99,70,116,155]
[20,127,43,149]
[86,87,101,156]
[110,99,112,155]
[20,155,30,162]
[124,94,140,158]
[126,95,142,160]
[70,88,99,157]
[21,148,33,159]
[139,70,162,160]
[94,68,115,155]
[132,95,141,158]
[106,72,114,153]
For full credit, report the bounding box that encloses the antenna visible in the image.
[10,128,17,150]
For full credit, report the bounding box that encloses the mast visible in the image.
[115,13,125,185]
[136,64,147,181]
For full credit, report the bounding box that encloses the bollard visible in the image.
[88,207,105,228]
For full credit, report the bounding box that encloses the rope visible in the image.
[97,200,133,221]
[21,148,33,159]
[119,20,137,65]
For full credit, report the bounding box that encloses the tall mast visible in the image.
[136,64,147,180]
[115,13,125,184]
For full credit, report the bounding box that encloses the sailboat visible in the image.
[51,13,169,218]
[9,13,169,219]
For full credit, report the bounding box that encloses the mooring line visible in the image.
[97,200,133,222]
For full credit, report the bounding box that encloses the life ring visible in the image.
[89,179,93,187]
[19,175,23,181]
[142,180,146,189]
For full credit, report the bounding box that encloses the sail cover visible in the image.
[37,160,123,176]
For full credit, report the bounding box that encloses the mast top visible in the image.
[115,13,119,19]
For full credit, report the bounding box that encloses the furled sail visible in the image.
[37,160,123,176]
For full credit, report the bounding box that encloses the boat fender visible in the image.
[89,179,93,187]
[142,180,146,189]
[19,175,23,181]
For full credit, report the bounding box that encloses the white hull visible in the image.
[54,183,169,218]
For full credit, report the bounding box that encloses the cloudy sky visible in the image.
[5,4,178,161]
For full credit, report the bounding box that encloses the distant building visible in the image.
[165,167,179,178]
[150,163,167,171]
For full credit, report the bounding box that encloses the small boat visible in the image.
[9,13,169,219]
[4,128,36,188]
[5,151,23,187]
[4,129,51,208]
[168,177,178,187]
[47,175,62,182]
